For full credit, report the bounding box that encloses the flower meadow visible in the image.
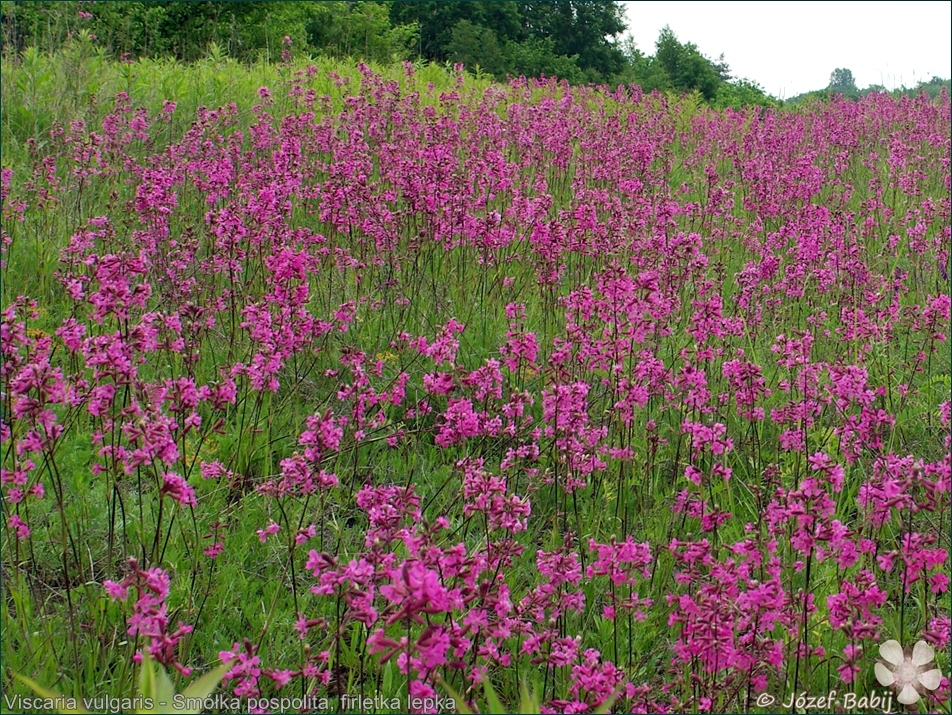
[1,55,950,714]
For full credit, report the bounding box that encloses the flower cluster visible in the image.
[2,64,948,713]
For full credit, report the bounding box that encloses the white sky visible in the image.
[620,1,952,99]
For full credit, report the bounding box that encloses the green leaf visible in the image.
[519,679,541,714]
[176,662,232,713]
[482,676,505,714]
[437,678,473,715]
[135,652,176,714]
[12,674,90,715]
[382,660,394,698]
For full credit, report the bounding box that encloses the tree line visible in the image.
[787,67,951,103]
[6,1,945,108]
[1,1,783,107]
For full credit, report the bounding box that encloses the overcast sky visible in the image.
[620,1,952,99]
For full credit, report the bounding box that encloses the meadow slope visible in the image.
[1,53,950,714]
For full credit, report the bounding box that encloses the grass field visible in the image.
[1,45,950,714]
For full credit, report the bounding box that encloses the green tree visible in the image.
[446,19,507,79]
[615,35,670,92]
[712,53,731,82]
[828,67,856,93]
[1,1,175,57]
[654,25,722,100]
[0,1,419,63]
[390,1,523,63]
[506,36,584,84]
[914,75,951,99]
[714,77,777,110]
[390,0,626,84]
[516,1,627,82]
[304,2,416,64]
[1,1,306,61]
[216,2,312,61]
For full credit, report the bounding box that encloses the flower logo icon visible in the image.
[875,640,943,705]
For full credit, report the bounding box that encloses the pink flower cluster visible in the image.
[1,65,948,713]
[104,559,194,676]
